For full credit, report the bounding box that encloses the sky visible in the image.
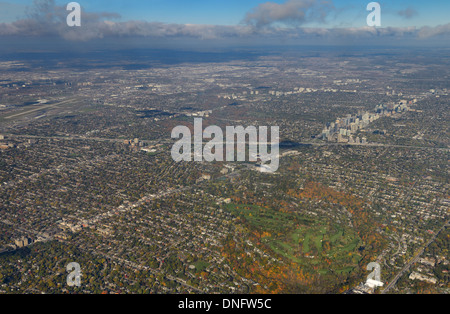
[0,0,450,49]
[2,0,450,26]
[83,0,450,28]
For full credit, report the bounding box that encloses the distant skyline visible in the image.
[1,0,450,48]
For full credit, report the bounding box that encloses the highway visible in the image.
[4,133,448,153]
[381,220,449,294]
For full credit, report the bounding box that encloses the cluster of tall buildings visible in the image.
[123,138,145,147]
[14,237,33,248]
[319,101,412,144]
[319,112,376,144]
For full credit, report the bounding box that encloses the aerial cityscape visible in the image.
[0,0,448,297]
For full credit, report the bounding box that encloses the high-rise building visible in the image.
[338,134,348,143]
[14,237,31,248]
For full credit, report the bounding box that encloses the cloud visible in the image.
[281,26,419,40]
[0,0,256,41]
[0,2,27,23]
[0,0,122,40]
[0,0,450,45]
[243,0,335,27]
[398,7,418,19]
[417,23,450,38]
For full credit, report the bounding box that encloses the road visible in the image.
[381,220,449,294]
[4,133,448,153]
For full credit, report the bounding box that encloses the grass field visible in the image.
[225,203,362,275]
[193,260,210,273]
